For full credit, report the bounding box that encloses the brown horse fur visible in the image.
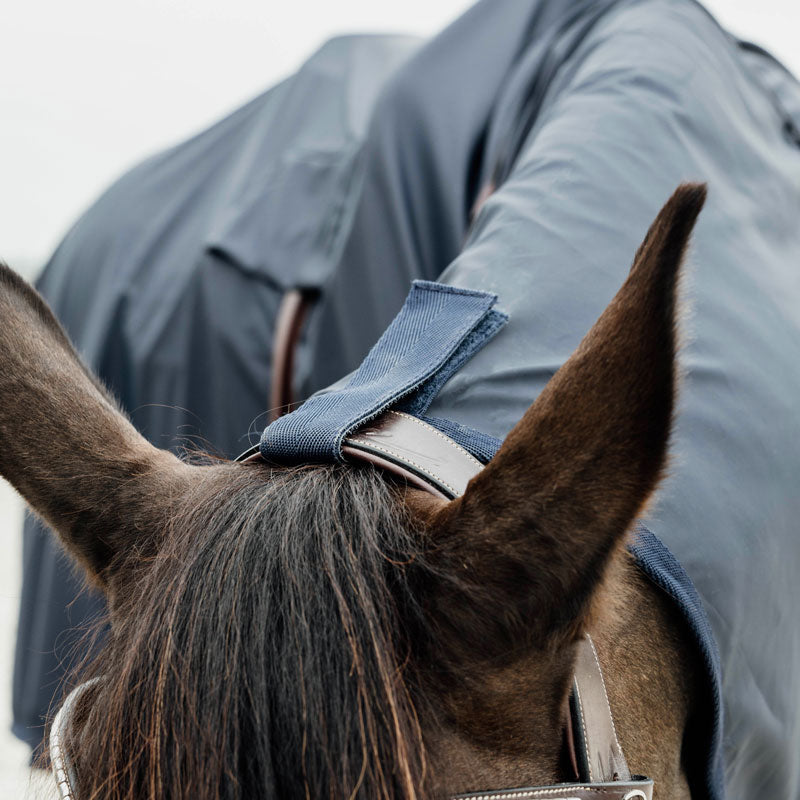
[0,183,706,799]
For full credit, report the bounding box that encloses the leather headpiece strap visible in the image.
[237,408,485,498]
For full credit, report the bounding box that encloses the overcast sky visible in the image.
[2,0,799,274]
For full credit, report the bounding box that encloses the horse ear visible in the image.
[425,183,707,656]
[0,263,201,591]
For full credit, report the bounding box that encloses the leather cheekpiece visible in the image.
[451,780,653,799]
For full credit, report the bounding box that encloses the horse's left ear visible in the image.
[424,183,707,657]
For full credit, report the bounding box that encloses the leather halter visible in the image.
[50,411,653,799]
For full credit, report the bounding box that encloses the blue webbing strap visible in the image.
[260,280,507,465]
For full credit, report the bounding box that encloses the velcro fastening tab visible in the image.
[260,280,507,464]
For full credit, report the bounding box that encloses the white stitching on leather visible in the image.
[587,634,625,761]
[451,787,610,799]
[574,681,594,782]
[50,731,74,799]
[347,437,459,496]
[572,678,594,782]
[387,410,483,468]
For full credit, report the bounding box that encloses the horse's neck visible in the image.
[593,551,700,799]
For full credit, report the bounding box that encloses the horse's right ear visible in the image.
[423,183,707,659]
[0,263,203,591]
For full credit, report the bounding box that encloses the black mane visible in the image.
[70,462,435,800]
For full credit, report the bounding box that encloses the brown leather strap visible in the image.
[571,635,631,783]
[451,781,652,799]
[50,678,100,800]
[269,289,313,423]
[342,410,484,499]
[447,637,650,800]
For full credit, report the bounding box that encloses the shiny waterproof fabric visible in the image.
[13,2,800,798]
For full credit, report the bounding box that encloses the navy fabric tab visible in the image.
[260,280,508,464]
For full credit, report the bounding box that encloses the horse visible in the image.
[1,183,705,799]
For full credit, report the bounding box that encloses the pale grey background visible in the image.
[0,1,798,796]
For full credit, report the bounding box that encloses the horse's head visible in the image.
[0,184,706,799]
